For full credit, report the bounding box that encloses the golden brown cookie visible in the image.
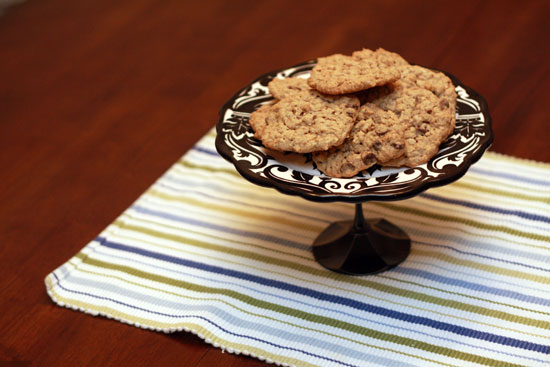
[268,77,311,100]
[308,48,409,95]
[372,85,454,167]
[249,90,360,153]
[397,65,457,135]
[313,103,405,177]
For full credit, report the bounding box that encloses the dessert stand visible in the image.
[215,61,493,275]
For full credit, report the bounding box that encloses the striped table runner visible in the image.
[46,128,550,367]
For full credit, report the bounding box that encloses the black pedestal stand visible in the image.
[312,203,411,275]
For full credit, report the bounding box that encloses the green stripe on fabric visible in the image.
[167,165,549,252]
[107,226,550,342]
[412,248,550,285]
[435,190,549,215]
[118,215,312,260]
[70,266,462,367]
[375,202,550,244]
[484,151,550,169]
[45,277,315,367]
[450,181,550,203]
[72,255,521,367]
[459,174,550,194]
[147,189,323,234]
[109,217,550,331]
[175,158,550,247]
[370,203,550,252]
[178,158,240,177]
[111,221,314,268]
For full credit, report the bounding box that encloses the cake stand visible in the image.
[215,61,493,275]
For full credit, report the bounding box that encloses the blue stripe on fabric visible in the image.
[420,193,550,224]
[415,240,550,273]
[109,205,550,308]
[406,227,550,264]
[64,273,418,367]
[407,259,549,294]
[160,175,550,263]
[409,195,549,234]
[162,172,550,244]
[88,244,549,364]
[51,274,361,367]
[96,237,550,354]
[468,166,550,187]
[394,267,550,307]
[131,203,550,273]
[93,242,550,316]
[188,146,550,229]
[129,205,310,251]
[193,145,221,157]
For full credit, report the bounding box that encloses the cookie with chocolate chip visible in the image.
[372,85,454,167]
[249,89,360,153]
[313,103,405,177]
[308,48,408,95]
[397,65,457,136]
[268,77,311,100]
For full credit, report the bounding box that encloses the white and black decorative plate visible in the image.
[215,61,493,203]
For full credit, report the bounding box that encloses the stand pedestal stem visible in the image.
[354,203,366,231]
[312,203,411,275]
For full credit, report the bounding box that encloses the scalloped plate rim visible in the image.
[215,60,493,203]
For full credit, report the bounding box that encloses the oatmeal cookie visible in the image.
[308,48,409,95]
[371,86,454,167]
[249,90,360,153]
[268,77,311,100]
[397,65,457,135]
[313,103,405,177]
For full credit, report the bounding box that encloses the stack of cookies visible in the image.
[249,48,457,178]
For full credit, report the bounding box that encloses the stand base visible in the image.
[312,217,411,275]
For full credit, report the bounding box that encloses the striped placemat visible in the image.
[45,128,550,367]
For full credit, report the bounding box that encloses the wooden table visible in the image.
[1,0,548,365]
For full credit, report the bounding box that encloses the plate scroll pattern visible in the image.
[216,61,493,203]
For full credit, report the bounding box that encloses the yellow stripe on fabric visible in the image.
[413,248,550,285]
[146,188,323,234]
[424,185,549,215]
[105,225,550,341]
[484,151,550,169]
[167,166,333,219]
[66,256,523,367]
[449,181,550,204]
[175,158,550,246]
[374,202,550,244]
[154,163,550,255]
[406,195,549,240]
[458,174,550,194]
[118,212,547,316]
[178,159,240,177]
[107,217,550,332]
[70,266,462,367]
[45,277,314,367]
[367,202,550,252]
[164,165,549,252]
[119,215,311,260]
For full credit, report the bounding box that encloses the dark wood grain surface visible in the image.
[1,0,548,366]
